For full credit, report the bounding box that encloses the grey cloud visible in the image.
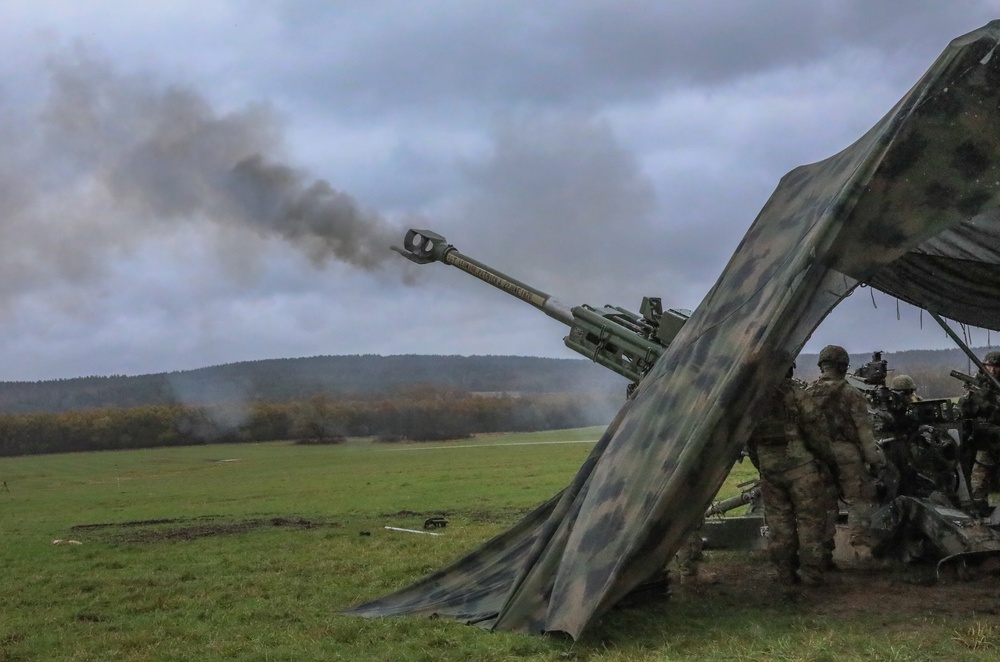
[443,112,655,304]
[266,1,997,117]
[0,3,997,381]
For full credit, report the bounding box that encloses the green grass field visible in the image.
[2,428,999,661]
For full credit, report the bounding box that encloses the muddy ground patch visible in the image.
[70,516,339,543]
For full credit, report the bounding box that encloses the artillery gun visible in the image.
[859,365,1000,576]
[394,229,1000,575]
[393,229,690,393]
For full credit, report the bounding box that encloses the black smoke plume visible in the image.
[0,47,400,306]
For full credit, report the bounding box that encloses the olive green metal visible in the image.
[564,304,665,384]
[393,228,690,389]
[704,480,760,518]
[393,229,575,326]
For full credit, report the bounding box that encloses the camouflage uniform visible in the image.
[807,346,885,557]
[673,526,705,581]
[961,352,1000,503]
[748,375,837,585]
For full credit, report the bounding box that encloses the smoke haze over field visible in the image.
[0,2,998,380]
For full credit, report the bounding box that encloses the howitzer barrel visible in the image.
[393,229,575,326]
[393,228,690,390]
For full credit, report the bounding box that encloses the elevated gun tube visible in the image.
[394,229,689,387]
[950,369,978,388]
[393,230,575,326]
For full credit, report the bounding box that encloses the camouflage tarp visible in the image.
[348,21,1000,638]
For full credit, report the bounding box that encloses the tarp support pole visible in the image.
[930,312,1000,391]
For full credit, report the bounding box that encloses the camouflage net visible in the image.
[348,21,1000,638]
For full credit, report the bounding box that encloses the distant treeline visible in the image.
[0,355,627,414]
[0,350,989,415]
[0,387,622,457]
[0,349,988,457]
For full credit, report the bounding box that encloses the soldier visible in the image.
[748,364,838,586]
[673,525,714,584]
[962,351,1000,505]
[889,375,921,403]
[807,345,887,562]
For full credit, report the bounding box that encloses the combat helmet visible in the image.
[817,344,850,369]
[984,350,1000,366]
[890,374,916,392]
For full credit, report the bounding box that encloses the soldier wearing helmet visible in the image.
[890,374,921,404]
[984,350,1000,376]
[807,345,887,564]
[817,345,850,372]
[961,351,1000,506]
[748,364,838,586]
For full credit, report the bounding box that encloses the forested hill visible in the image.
[0,355,628,414]
[0,346,990,415]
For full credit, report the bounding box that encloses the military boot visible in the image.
[798,566,824,586]
[775,563,800,586]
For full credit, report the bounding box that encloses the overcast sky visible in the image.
[0,2,997,381]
